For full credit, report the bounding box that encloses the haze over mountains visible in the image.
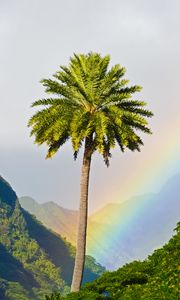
[20,174,180,270]
[0,176,105,300]
[18,198,78,245]
[89,175,180,269]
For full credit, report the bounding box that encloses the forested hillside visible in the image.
[0,176,105,300]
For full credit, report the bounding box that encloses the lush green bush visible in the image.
[45,291,106,300]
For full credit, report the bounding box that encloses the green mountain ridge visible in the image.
[19,197,78,244]
[0,176,105,300]
[19,174,180,270]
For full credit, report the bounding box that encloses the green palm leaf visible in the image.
[29,52,153,163]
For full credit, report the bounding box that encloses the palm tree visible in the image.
[28,52,153,292]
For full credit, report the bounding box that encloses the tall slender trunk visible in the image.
[71,137,92,292]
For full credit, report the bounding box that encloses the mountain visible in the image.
[19,173,180,270]
[89,174,180,269]
[18,196,107,272]
[0,176,105,300]
[19,197,78,245]
[49,222,180,300]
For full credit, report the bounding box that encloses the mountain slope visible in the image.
[20,173,180,270]
[89,174,180,269]
[19,197,78,244]
[18,197,105,260]
[0,176,105,300]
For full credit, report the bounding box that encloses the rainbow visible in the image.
[86,114,180,269]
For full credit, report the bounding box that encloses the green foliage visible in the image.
[48,222,180,299]
[28,52,153,165]
[0,177,104,299]
[45,290,106,300]
[3,281,30,300]
[85,256,106,276]
[0,199,66,299]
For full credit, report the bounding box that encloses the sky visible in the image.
[0,0,180,213]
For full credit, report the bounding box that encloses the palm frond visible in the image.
[28,52,153,162]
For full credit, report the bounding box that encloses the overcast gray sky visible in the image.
[0,0,180,212]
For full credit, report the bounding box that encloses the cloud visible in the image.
[0,0,180,210]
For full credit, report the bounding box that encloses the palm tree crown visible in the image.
[29,52,153,165]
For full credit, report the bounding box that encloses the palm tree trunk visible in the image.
[71,137,92,292]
